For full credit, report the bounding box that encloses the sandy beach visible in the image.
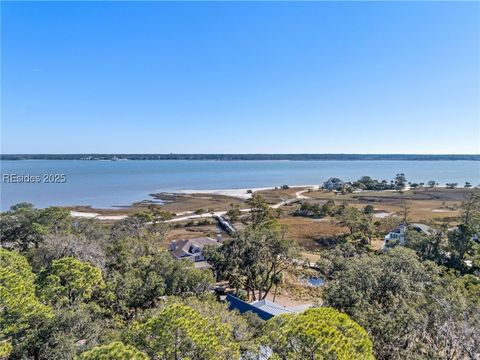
[176,187,273,199]
[70,211,128,221]
[177,184,317,199]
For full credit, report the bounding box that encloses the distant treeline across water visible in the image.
[2,154,479,161]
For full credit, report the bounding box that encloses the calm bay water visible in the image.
[1,160,479,210]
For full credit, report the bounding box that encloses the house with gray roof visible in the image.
[169,237,221,266]
[249,298,298,317]
[226,294,310,320]
[323,177,344,191]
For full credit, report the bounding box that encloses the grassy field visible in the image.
[69,192,245,216]
[154,193,244,214]
[165,223,227,243]
[257,187,307,204]
[303,188,472,223]
[278,217,346,250]
[266,187,475,249]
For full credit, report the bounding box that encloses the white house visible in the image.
[384,224,407,245]
[384,223,432,246]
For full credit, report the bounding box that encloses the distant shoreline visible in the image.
[2,154,479,161]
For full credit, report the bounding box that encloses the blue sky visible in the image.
[1,1,479,154]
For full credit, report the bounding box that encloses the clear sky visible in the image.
[1,1,479,154]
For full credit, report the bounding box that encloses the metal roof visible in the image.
[226,294,298,320]
[250,299,297,317]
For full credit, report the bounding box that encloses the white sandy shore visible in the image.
[70,211,128,221]
[177,184,318,199]
[177,187,268,199]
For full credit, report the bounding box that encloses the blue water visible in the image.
[1,160,479,210]
[307,277,325,287]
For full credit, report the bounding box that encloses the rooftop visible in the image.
[170,237,220,259]
[250,299,297,317]
[226,294,308,320]
[410,223,433,235]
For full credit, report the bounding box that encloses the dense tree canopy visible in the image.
[448,191,480,270]
[0,341,13,359]
[322,247,479,359]
[0,251,51,360]
[0,248,53,355]
[12,302,111,360]
[263,307,374,360]
[0,204,48,251]
[0,207,220,359]
[131,304,240,360]
[353,176,396,191]
[336,206,375,244]
[37,257,105,306]
[79,341,148,360]
[107,251,214,317]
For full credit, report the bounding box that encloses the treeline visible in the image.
[326,174,475,192]
[320,247,479,359]
[2,153,479,161]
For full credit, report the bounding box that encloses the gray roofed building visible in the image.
[409,223,433,235]
[226,294,310,321]
[249,299,297,317]
[323,177,344,191]
[170,237,221,263]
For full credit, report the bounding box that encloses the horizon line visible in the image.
[1,153,480,156]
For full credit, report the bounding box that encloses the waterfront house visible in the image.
[323,177,344,191]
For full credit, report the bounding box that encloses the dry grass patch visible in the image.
[165,223,226,243]
[297,188,471,225]
[370,239,385,251]
[279,217,346,250]
[256,187,306,204]
[300,252,321,263]
[154,193,244,214]
[265,266,323,304]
